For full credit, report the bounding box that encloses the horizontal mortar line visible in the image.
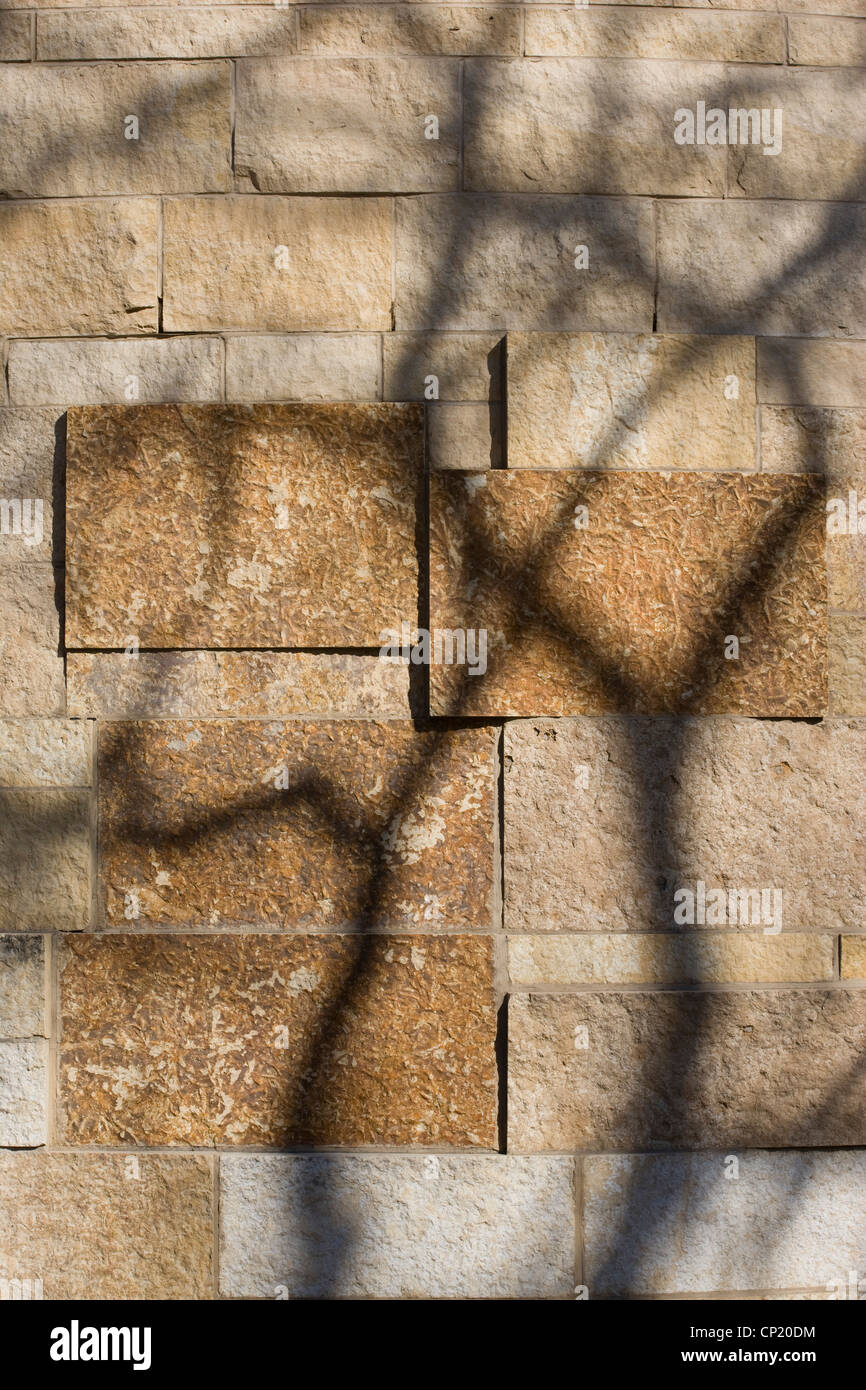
[504,979,866,993]
[38,1143,506,1156]
[66,644,389,655]
[506,1142,866,1157]
[61,924,504,936]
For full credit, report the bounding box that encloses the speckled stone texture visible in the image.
[508,991,866,1151]
[59,934,497,1147]
[66,403,423,649]
[584,1151,866,1297]
[0,563,65,716]
[0,789,91,931]
[507,332,756,471]
[842,936,866,979]
[0,720,91,787]
[0,1038,47,1145]
[0,936,45,1037]
[67,651,410,718]
[430,470,826,716]
[504,717,866,933]
[98,719,495,929]
[0,1151,213,1299]
[831,616,866,714]
[507,933,834,987]
[220,1155,574,1299]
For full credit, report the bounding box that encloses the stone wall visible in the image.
[1,0,865,1301]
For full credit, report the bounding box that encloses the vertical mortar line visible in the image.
[0,338,8,407]
[520,5,526,59]
[46,931,57,1147]
[30,11,37,62]
[212,1153,221,1299]
[229,58,237,183]
[157,199,164,336]
[754,337,761,472]
[834,934,841,982]
[378,332,384,402]
[220,335,228,403]
[294,2,302,54]
[573,1156,584,1299]
[391,198,397,332]
[494,723,508,1153]
[784,15,790,66]
[90,718,99,930]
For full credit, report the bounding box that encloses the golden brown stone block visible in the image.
[98,719,496,929]
[429,470,826,716]
[59,933,497,1147]
[66,403,423,649]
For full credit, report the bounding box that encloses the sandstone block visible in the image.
[584,1150,866,1297]
[507,332,756,470]
[0,199,158,337]
[299,6,521,56]
[235,57,460,192]
[525,9,784,61]
[395,194,654,331]
[225,334,379,402]
[503,717,866,933]
[60,933,497,1146]
[830,616,866,713]
[163,195,390,332]
[0,62,231,197]
[0,936,45,1038]
[0,720,91,786]
[66,403,422,649]
[0,408,58,563]
[383,331,503,401]
[789,15,866,66]
[0,564,65,716]
[507,933,834,987]
[67,651,410,718]
[427,402,499,469]
[0,789,91,930]
[220,1154,574,1299]
[8,337,222,406]
[758,337,866,407]
[841,936,866,979]
[509,990,866,1150]
[657,201,866,336]
[0,1038,47,1146]
[0,13,30,61]
[37,7,298,60]
[429,470,826,716]
[98,720,495,929]
[464,60,727,196]
[0,1151,213,1299]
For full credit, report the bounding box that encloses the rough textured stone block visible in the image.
[0,1151,213,1299]
[0,720,90,786]
[225,334,379,402]
[789,15,866,66]
[37,7,298,59]
[507,933,834,986]
[504,717,865,933]
[235,57,460,192]
[430,470,826,716]
[383,331,503,401]
[98,720,495,929]
[830,616,866,713]
[464,61,727,196]
[762,407,866,611]
[758,337,866,407]
[0,789,90,930]
[509,990,866,1150]
[0,564,65,716]
[525,9,784,60]
[0,198,157,337]
[507,332,756,470]
[66,404,422,649]
[0,936,45,1038]
[657,201,866,336]
[727,68,866,202]
[60,934,497,1147]
[163,195,390,332]
[0,62,231,197]
[67,651,410,718]
[8,337,222,406]
[0,1038,47,1146]
[0,13,30,60]
[0,408,58,563]
[221,1155,574,1299]
[841,936,866,979]
[428,402,499,469]
[299,6,522,55]
[395,195,654,331]
[584,1151,866,1297]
